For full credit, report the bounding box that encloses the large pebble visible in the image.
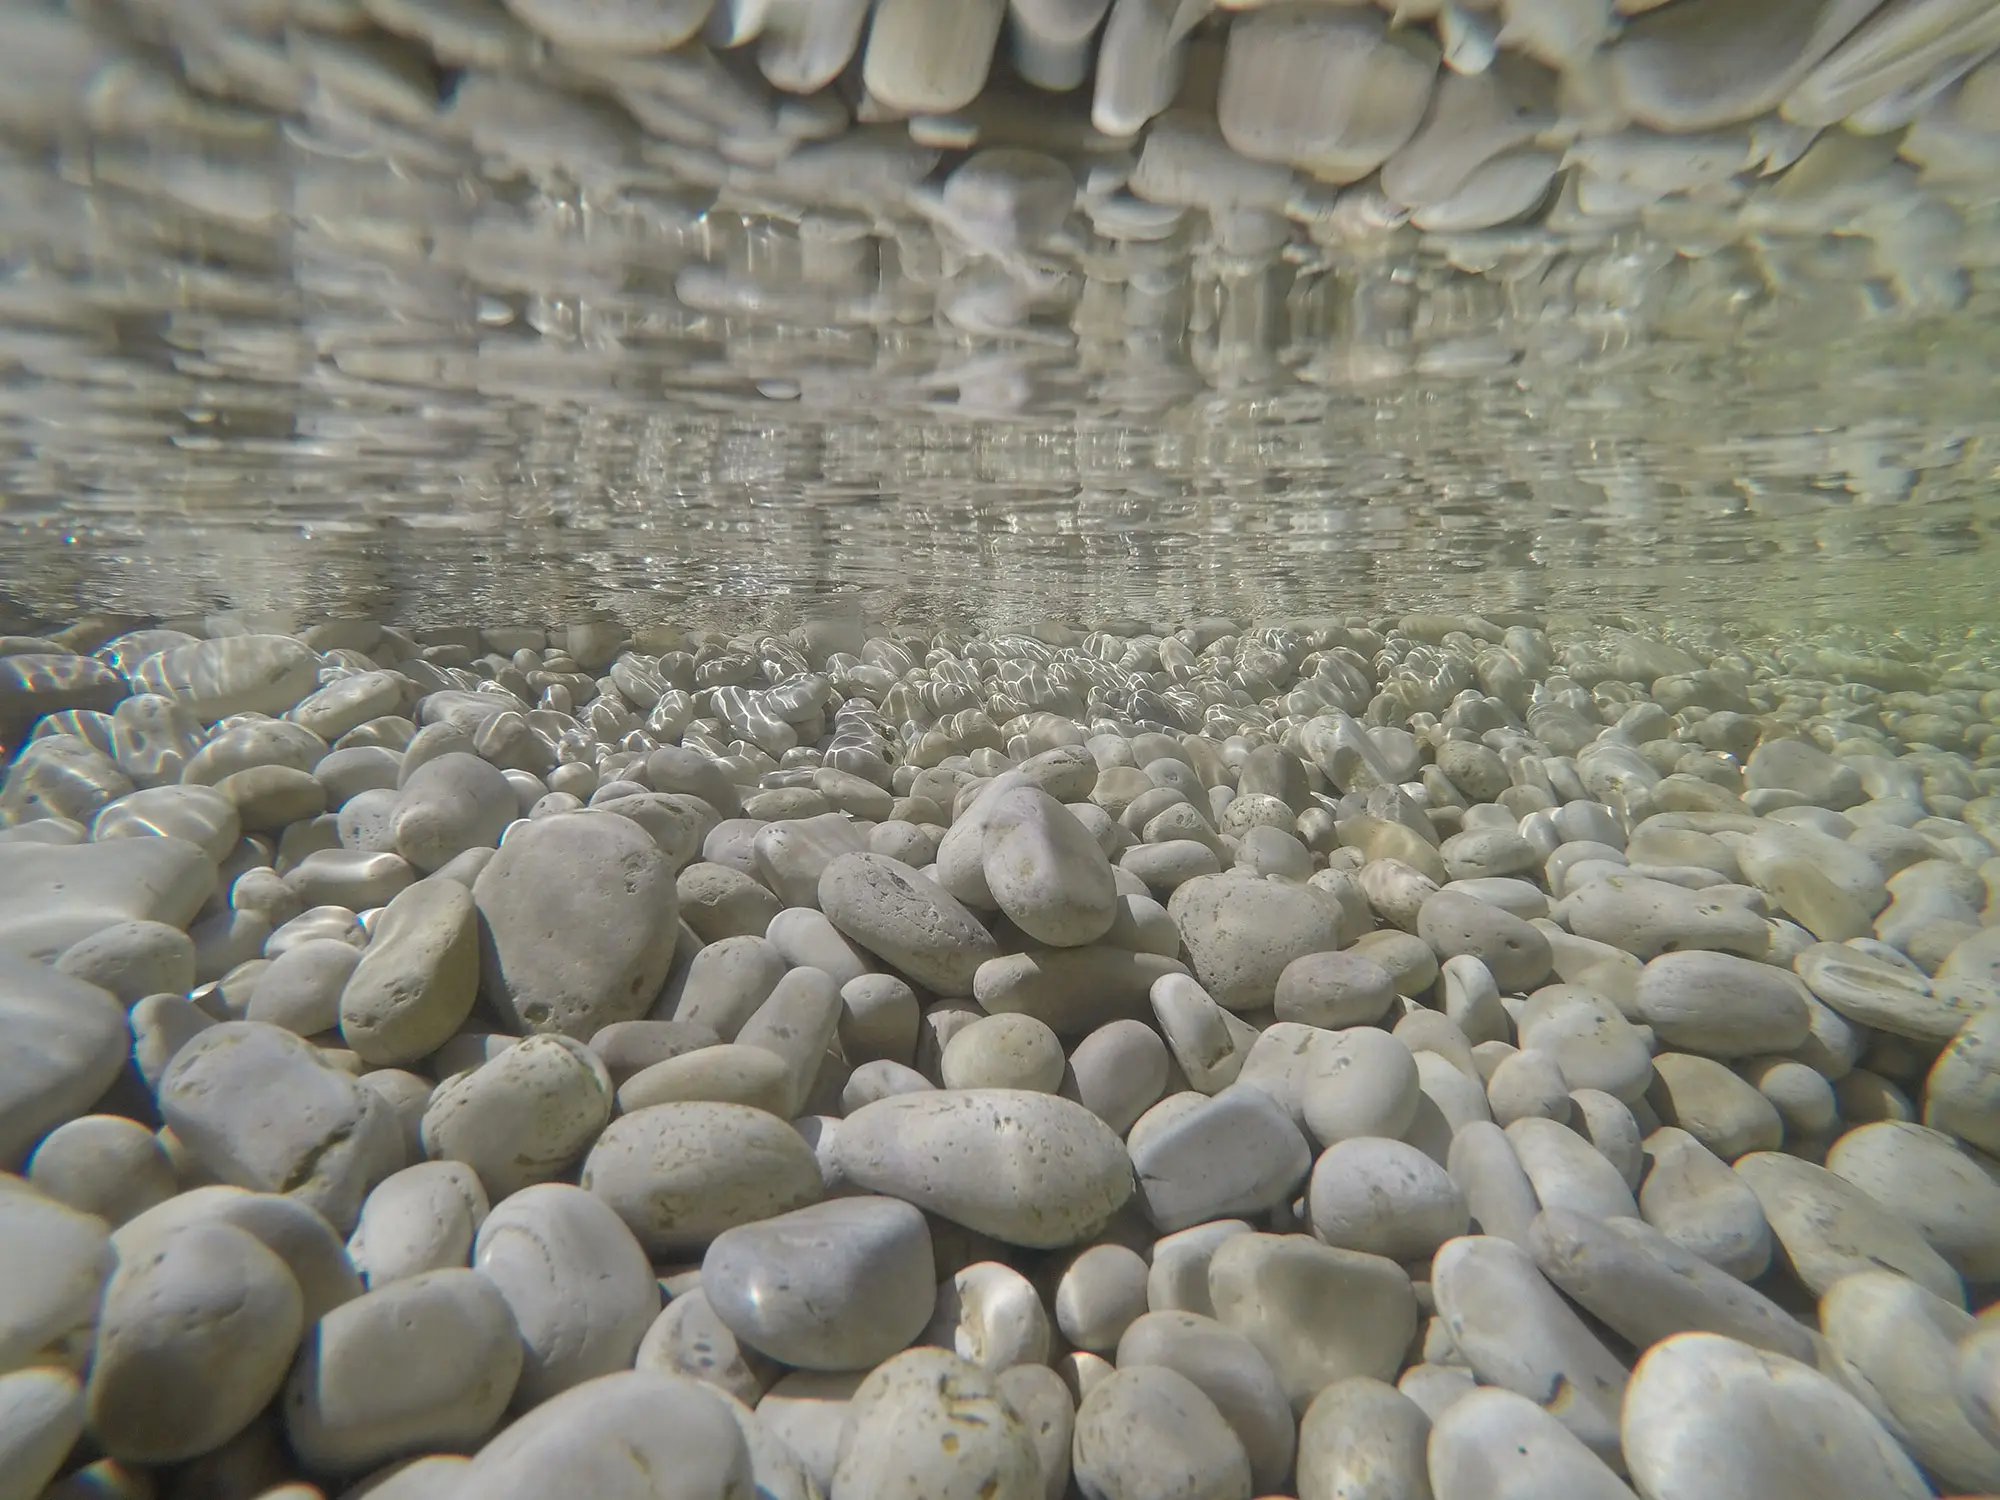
[421,1034,612,1199]
[1820,1270,2000,1494]
[1206,1233,1416,1410]
[1638,1126,1771,1279]
[981,785,1118,947]
[1131,1083,1312,1233]
[1740,1146,1964,1301]
[818,852,999,995]
[1649,1052,1783,1159]
[1168,874,1343,1011]
[635,1288,776,1406]
[282,1267,521,1477]
[1634,950,1811,1057]
[1557,874,1769,961]
[339,877,479,1064]
[1428,1387,1637,1500]
[1417,889,1552,992]
[831,1089,1132,1247]
[0,1364,85,1500]
[1824,1119,2000,1280]
[828,1347,1043,1500]
[0,835,215,963]
[1620,1332,1928,1500]
[346,1161,489,1289]
[158,1021,401,1234]
[25,1115,176,1228]
[1294,1376,1430,1500]
[85,1219,305,1463]
[1431,1234,1628,1462]
[0,1185,114,1375]
[453,1369,754,1500]
[474,811,679,1037]
[1308,1136,1468,1261]
[473,1182,658,1408]
[1526,1209,1814,1363]
[582,1101,823,1258]
[0,956,128,1170]
[924,1259,1051,1372]
[132,634,318,721]
[702,1197,935,1371]
[1071,1365,1253,1500]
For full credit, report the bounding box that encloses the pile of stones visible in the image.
[1,608,1999,1500]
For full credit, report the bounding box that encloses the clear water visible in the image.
[2,14,1998,640]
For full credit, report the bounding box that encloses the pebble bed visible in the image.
[1,610,1999,1499]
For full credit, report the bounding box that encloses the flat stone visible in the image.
[132,634,320,722]
[1824,1119,2000,1281]
[1635,950,1812,1057]
[1130,1084,1312,1233]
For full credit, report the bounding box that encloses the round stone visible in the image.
[25,1115,177,1228]
[281,1267,521,1477]
[1071,1365,1252,1500]
[829,1348,1044,1500]
[1053,1243,1148,1355]
[940,1012,1066,1093]
[1168,874,1344,1012]
[85,1220,306,1464]
[346,1161,490,1290]
[1307,1136,1469,1261]
[581,1101,824,1258]
[1272,950,1398,1028]
[981,785,1119,947]
[1294,1376,1430,1500]
[701,1197,935,1371]
[1115,1310,1295,1494]
[420,1034,613,1200]
[472,811,680,1038]
[339,876,480,1065]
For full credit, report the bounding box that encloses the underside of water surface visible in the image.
[0,0,1994,637]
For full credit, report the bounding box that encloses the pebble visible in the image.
[1620,1332,1929,1500]
[0,1365,85,1500]
[0,1184,114,1375]
[1071,1364,1253,1500]
[924,1259,1052,1372]
[1649,1052,1784,1159]
[281,1267,521,1477]
[1130,1083,1312,1232]
[1294,1376,1430,1500]
[1734,1150,1964,1304]
[472,1182,658,1409]
[1819,1270,2000,1494]
[421,1034,613,1199]
[818,852,999,995]
[1169,874,1344,1011]
[980,785,1119,946]
[345,1161,489,1289]
[1635,950,1812,1056]
[831,1088,1132,1246]
[0,833,215,963]
[940,1011,1066,1092]
[829,1347,1042,1500]
[473,811,680,1038]
[1206,1232,1417,1409]
[26,1114,177,1228]
[131,635,319,722]
[1527,1208,1815,1363]
[453,1369,753,1500]
[1309,1135,1469,1261]
[635,1287,775,1405]
[158,1020,401,1234]
[582,1100,824,1258]
[1823,1119,2000,1280]
[85,1218,305,1463]
[1432,1234,1629,1462]
[1273,950,1399,1027]
[1428,1387,1637,1500]
[0,956,130,1170]
[701,1196,935,1370]
[1638,1125,1772,1279]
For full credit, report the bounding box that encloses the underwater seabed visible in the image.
[4,603,2000,1500]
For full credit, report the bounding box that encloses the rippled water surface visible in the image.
[2,2,1998,637]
